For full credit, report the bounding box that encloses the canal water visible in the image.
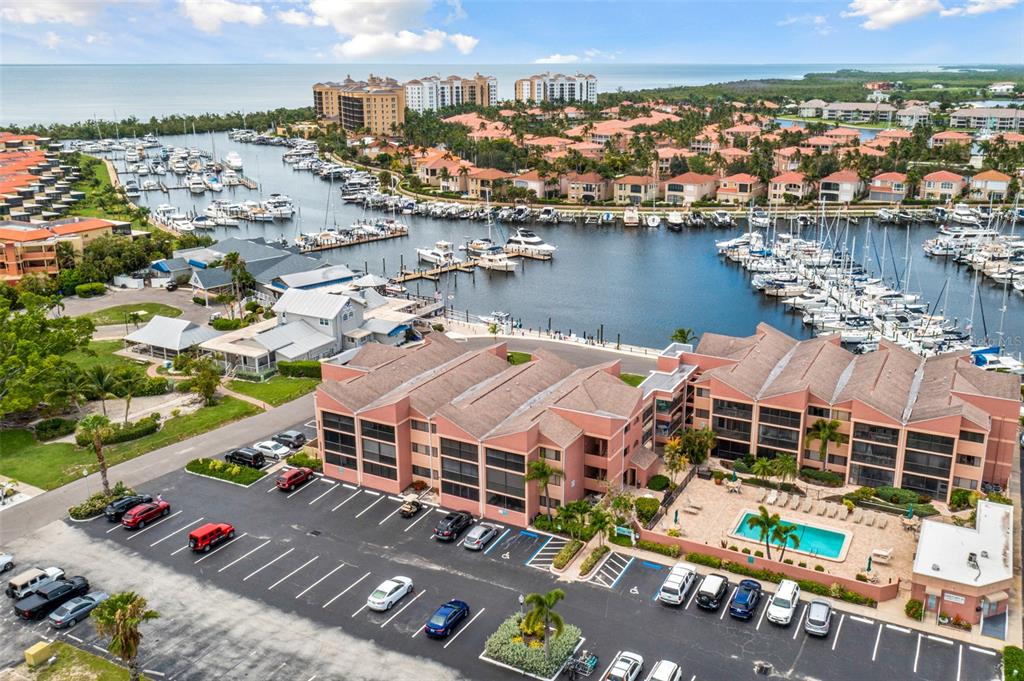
[131,133,1024,353]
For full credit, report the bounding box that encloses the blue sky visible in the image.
[1,0,1021,65]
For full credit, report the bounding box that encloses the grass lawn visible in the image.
[81,303,183,327]
[507,351,532,365]
[0,397,261,490]
[620,373,646,387]
[65,340,136,371]
[227,376,319,406]
[35,641,149,681]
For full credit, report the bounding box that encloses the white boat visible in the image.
[204,173,223,192]
[950,203,981,227]
[141,179,159,191]
[711,210,736,227]
[187,175,206,194]
[476,250,519,272]
[262,194,295,219]
[537,207,559,223]
[645,214,661,228]
[666,211,685,230]
[123,180,140,197]
[505,228,557,254]
[222,151,243,171]
[622,206,640,227]
[416,240,460,265]
[749,208,771,229]
[221,169,240,186]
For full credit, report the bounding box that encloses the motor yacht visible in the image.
[416,241,461,265]
[505,228,557,254]
[222,151,243,171]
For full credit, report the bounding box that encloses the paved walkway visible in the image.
[219,379,272,410]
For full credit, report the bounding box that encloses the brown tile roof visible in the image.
[973,169,1011,182]
[771,171,806,184]
[665,172,717,185]
[924,170,965,183]
[820,170,861,184]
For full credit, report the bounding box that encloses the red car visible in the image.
[276,467,314,491]
[121,500,170,529]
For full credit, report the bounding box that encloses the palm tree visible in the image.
[525,459,561,520]
[523,589,565,659]
[670,328,696,344]
[220,252,249,319]
[555,503,583,540]
[77,414,113,496]
[806,418,844,464]
[47,367,91,416]
[116,370,145,425]
[773,523,801,562]
[88,365,119,417]
[752,457,774,485]
[92,591,160,681]
[587,507,612,546]
[610,490,635,524]
[745,505,780,560]
[662,436,687,484]
[772,454,798,489]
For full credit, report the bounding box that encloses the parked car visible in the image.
[694,574,728,611]
[603,651,644,681]
[728,579,762,620]
[804,599,833,637]
[276,467,314,491]
[398,497,422,518]
[224,448,265,468]
[165,281,178,292]
[121,500,170,529]
[103,494,153,522]
[424,599,469,637]
[188,523,235,553]
[366,577,413,612]
[5,567,64,599]
[433,511,472,541]
[657,563,698,606]
[48,592,109,629]
[272,430,307,449]
[208,312,222,325]
[252,440,291,461]
[14,576,89,620]
[462,523,499,551]
[766,579,801,626]
[644,660,682,681]
[0,553,13,573]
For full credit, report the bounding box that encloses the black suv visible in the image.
[224,448,265,468]
[14,577,90,620]
[433,511,473,541]
[104,494,153,522]
[272,431,307,449]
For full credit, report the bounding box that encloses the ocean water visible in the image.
[0,63,946,125]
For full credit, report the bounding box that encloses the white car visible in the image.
[252,440,291,461]
[603,651,644,681]
[0,553,13,573]
[657,563,697,605]
[644,660,682,681]
[766,579,801,626]
[366,576,413,612]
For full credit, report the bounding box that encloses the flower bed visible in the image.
[185,457,266,486]
[482,613,582,679]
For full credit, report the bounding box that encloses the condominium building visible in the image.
[659,323,1020,503]
[312,76,405,135]
[404,74,498,112]
[0,217,122,282]
[514,72,597,104]
[820,102,896,124]
[949,107,1022,131]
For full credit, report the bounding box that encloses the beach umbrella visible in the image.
[905,504,914,519]
[730,470,737,482]
[866,555,873,573]
[674,509,679,525]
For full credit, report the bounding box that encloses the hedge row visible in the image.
[637,538,681,558]
[186,458,266,486]
[278,360,322,378]
[286,452,323,472]
[75,282,106,298]
[75,414,160,447]
[635,497,660,524]
[35,417,78,441]
[799,467,844,487]
[211,318,243,331]
[579,545,610,576]
[551,539,584,569]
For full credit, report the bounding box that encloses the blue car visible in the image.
[728,579,762,620]
[424,599,469,638]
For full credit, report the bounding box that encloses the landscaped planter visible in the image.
[479,613,583,681]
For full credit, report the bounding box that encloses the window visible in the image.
[323,429,356,456]
[958,430,985,444]
[695,408,709,419]
[538,495,561,509]
[583,465,606,480]
[322,411,354,433]
[319,318,330,327]
[759,407,801,429]
[411,420,430,432]
[804,449,822,462]
[827,454,847,467]
[903,450,952,478]
[853,422,900,445]
[849,464,894,488]
[851,440,897,468]
[713,399,753,420]
[757,424,799,450]
[441,457,479,485]
[440,438,478,462]
[485,448,525,473]
[807,405,831,419]
[441,480,478,501]
[906,431,954,456]
[324,451,357,470]
[714,438,749,460]
[952,476,978,491]
[833,410,850,422]
[487,493,524,512]
[956,454,981,467]
[361,420,395,442]
[363,462,397,480]
[713,416,751,441]
[411,442,431,455]
[539,447,561,462]
[487,469,525,497]
[361,439,396,466]
[901,473,948,500]
[412,464,432,478]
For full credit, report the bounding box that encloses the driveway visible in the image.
[58,286,213,326]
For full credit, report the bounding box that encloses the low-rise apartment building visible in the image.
[562,172,611,203]
[818,170,863,204]
[0,217,124,282]
[511,170,560,199]
[768,172,810,204]
[821,102,896,123]
[716,173,765,205]
[897,106,932,128]
[514,72,597,104]
[920,171,967,202]
[404,73,497,112]
[662,172,717,205]
[867,172,908,202]
[929,130,972,149]
[949,107,1022,131]
[970,170,1011,202]
[613,175,658,205]
[466,167,513,200]
[797,99,826,118]
[312,76,405,135]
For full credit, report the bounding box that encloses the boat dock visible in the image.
[394,260,478,283]
[297,226,409,253]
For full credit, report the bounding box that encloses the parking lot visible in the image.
[5,441,1003,681]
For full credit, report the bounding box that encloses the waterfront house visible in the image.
[897,106,932,128]
[949,107,1022,131]
[970,170,1011,202]
[722,123,761,145]
[994,132,1024,147]
[798,99,826,118]
[920,171,967,202]
[655,147,695,178]
[821,102,896,124]
[613,175,659,205]
[929,130,972,149]
[768,171,810,204]
[416,156,471,188]
[511,170,560,199]
[772,146,803,174]
[804,135,840,153]
[823,127,861,145]
[987,82,1016,95]
[716,173,765,205]
[818,170,863,204]
[662,172,717,205]
[466,167,513,200]
[867,172,908,202]
[0,217,123,283]
[562,172,611,203]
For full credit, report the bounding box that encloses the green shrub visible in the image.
[849,486,876,501]
[732,460,751,474]
[35,417,77,441]
[579,545,610,576]
[636,539,680,558]
[742,547,751,554]
[855,573,869,582]
[712,470,726,481]
[212,317,243,331]
[431,323,445,332]
[685,552,722,569]
[798,562,807,568]
[1003,646,1024,680]
[729,545,739,551]
[647,475,670,491]
[814,565,825,572]
[75,414,161,447]
[286,452,323,472]
[800,467,844,487]
[783,559,793,565]
[874,486,925,505]
[754,550,764,558]
[186,457,266,485]
[635,497,660,524]
[75,282,106,298]
[192,296,207,306]
[278,360,323,378]
[244,301,261,312]
[532,514,598,542]
[68,481,134,519]
[987,491,1013,506]
[176,379,194,393]
[483,614,581,677]
[551,539,584,569]
[905,598,924,620]
[133,375,171,396]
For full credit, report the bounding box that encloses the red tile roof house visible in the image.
[994,132,1024,147]
[868,172,908,202]
[313,335,658,527]
[511,170,560,199]
[522,136,572,152]
[772,146,803,173]
[613,175,659,205]
[715,147,751,166]
[818,170,864,204]
[768,171,810,204]
[970,170,1012,202]
[716,173,765,205]
[920,170,967,202]
[655,147,696,178]
[562,172,612,203]
[929,130,972,149]
[822,127,862,145]
[722,123,761,145]
[466,167,514,200]
[661,172,717,205]
[804,135,840,152]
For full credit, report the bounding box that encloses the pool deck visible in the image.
[728,508,853,562]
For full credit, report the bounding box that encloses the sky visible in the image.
[0,0,1021,65]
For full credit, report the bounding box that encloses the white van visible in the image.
[766,579,801,625]
[5,566,65,599]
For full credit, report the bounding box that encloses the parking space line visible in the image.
[792,604,806,639]
[756,599,769,630]
[685,578,701,610]
[304,419,317,428]
[404,510,434,532]
[170,544,190,556]
[332,488,363,511]
[105,523,121,534]
[387,495,404,502]
[526,536,552,563]
[125,510,182,539]
[886,623,911,633]
[872,624,883,662]
[308,485,339,506]
[957,644,962,681]
[243,548,294,581]
[850,615,874,625]
[970,646,997,656]
[66,634,83,643]
[265,483,278,494]
[342,483,358,490]
[433,507,448,514]
[377,504,404,526]
[609,556,634,589]
[296,563,346,599]
[218,539,271,573]
[721,587,737,620]
[484,528,510,554]
[914,633,922,673]
[363,490,381,496]
[350,603,369,618]
[268,556,319,590]
[194,532,248,564]
[443,607,485,649]
[323,571,371,609]
[143,671,165,678]
[380,589,425,628]
[831,613,844,651]
[150,517,203,546]
[286,481,318,499]
[355,495,385,518]
[928,634,954,645]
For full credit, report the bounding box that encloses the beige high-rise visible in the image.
[313,75,406,135]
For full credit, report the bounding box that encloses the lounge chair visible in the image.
[800,499,813,513]
[872,547,893,564]
[817,502,828,516]
[877,515,889,530]
[765,490,778,506]
[865,512,876,527]
[690,502,703,511]
[790,495,801,510]
[827,504,839,518]
[756,489,767,503]
[778,493,790,507]
[839,506,850,521]
[683,506,700,515]
[852,509,864,523]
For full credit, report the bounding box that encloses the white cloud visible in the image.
[179,0,266,34]
[1,0,109,25]
[534,53,581,64]
[277,9,313,26]
[332,29,475,58]
[84,32,110,45]
[448,33,478,54]
[777,14,834,35]
[307,0,431,34]
[583,48,620,60]
[841,0,943,29]
[444,0,467,23]
[941,0,1018,15]
[42,31,61,49]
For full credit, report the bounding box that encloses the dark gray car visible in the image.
[804,599,832,637]
[48,592,109,629]
[462,523,499,551]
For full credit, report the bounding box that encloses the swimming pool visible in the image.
[732,511,852,561]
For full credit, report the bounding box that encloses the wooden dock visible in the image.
[504,247,553,261]
[297,227,409,253]
[394,259,478,283]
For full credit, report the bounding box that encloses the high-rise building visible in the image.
[312,75,405,135]
[404,73,498,113]
[514,72,597,104]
